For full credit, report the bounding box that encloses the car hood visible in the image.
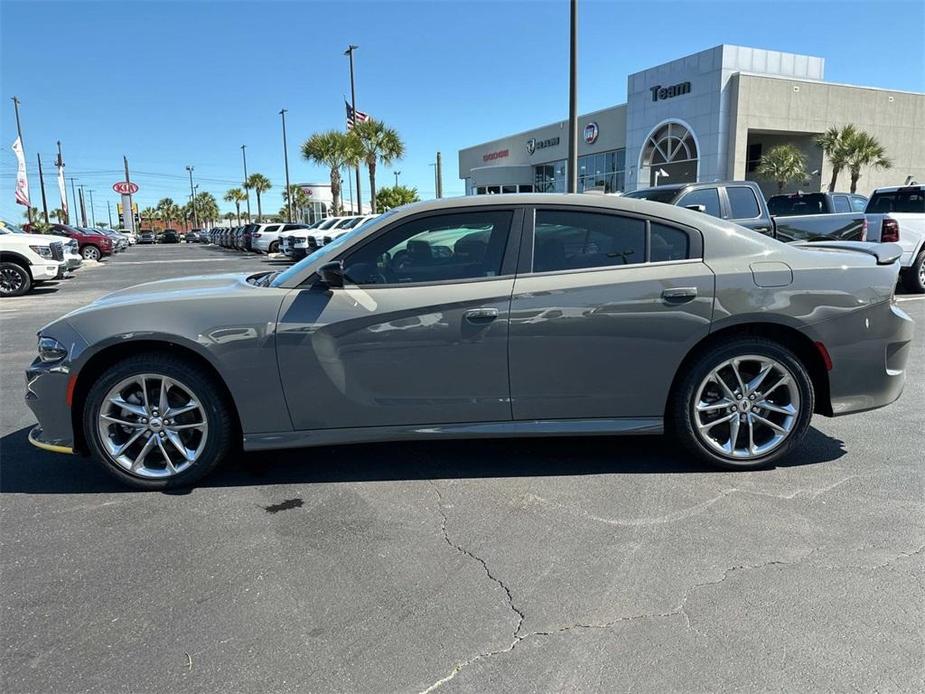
[7,232,61,245]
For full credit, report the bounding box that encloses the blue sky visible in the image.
[2,0,923,223]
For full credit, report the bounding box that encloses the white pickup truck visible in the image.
[865,185,925,293]
[0,222,66,297]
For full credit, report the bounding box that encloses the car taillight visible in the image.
[881,218,900,243]
[861,218,868,241]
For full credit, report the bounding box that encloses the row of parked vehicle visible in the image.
[208,215,378,259]
[623,181,925,293]
[1,221,138,297]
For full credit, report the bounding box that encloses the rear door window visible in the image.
[726,186,762,219]
[833,196,850,213]
[677,188,722,218]
[850,196,868,212]
[533,210,646,272]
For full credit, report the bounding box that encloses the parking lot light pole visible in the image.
[394,170,400,187]
[70,178,78,226]
[241,145,251,221]
[107,200,113,228]
[567,0,579,194]
[36,153,50,224]
[344,44,362,212]
[186,165,198,229]
[280,109,292,223]
[87,189,96,227]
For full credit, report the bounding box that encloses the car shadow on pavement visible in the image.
[0,425,846,495]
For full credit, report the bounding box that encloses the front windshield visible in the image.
[270,209,400,288]
[0,221,25,233]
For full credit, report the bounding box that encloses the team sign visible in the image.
[650,81,692,102]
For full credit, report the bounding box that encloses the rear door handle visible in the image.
[464,307,500,323]
[661,287,698,302]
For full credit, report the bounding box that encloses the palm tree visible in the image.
[301,131,360,215]
[194,191,219,228]
[350,119,405,214]
[223,187,246,225]
[757,144,807,193]
[816,124,857,192]
[51,208,67,223]
[845,131,892,194]
[156,198,181,229]
[245,173,271,221]
[140,207,159,229]
[282,184,311,221]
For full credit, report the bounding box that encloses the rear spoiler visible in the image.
[791,241,903,265]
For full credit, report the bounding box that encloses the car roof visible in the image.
[871,185,924,193]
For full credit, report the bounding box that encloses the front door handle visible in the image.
[661,287,698,302]
[464,307,500,323]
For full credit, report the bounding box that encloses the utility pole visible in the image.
[70,178,78,226]
[11,96,32,223]
[344,44,362,212]
[429,162,438,199]
[87,189,96,226]
[394,170,400,187]
[78,186,87,226]
[186,165,198,229]
[36,153,50,224]
[107,200,113,228]
[435,152,443,199]
[56,141,68,225]
[280,108,292,223]
[345,166,353,214]
[566,0,579,194]
[123,156,136,234]
[241,145,251,220]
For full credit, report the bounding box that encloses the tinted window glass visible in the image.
[767,193,826,216]
[343,210,512,285]
[623,188,680,204]
[650,223,689,262]
[727,187,761,219]
[850,196,867,212]
[833,196,850,213]
[677,188,722,218]
[866,189,925,214]
[533,210,646,272]
[264,224,281,232]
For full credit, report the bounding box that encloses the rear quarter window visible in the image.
[727,186,762,219]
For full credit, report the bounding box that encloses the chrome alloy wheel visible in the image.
[693,355,800,460]
[97,374,208,478]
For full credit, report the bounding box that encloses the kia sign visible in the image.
[113,181,139,195]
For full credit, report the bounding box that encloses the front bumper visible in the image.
[32,262,60,281]
[811,301,915,415]
[28,426,74,454]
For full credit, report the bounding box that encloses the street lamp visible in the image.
[280,108,292,222]
[394,170,401,187]
[186,165,199,229]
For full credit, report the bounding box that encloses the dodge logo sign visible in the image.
[526,138,537,156]
[112,181,139,195]
[583,122,599,144]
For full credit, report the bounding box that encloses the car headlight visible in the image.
[29,245,53,258]
[37,336,69,363]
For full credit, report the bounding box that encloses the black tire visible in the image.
[81,244,101,261]
[901,249,925,294]
[269,241,279,254]
[83,352,235,490]
[0,261,32,297]
[670,338,814,471]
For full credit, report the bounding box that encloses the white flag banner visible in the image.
[57,161,68,219]
[12,137,30,207]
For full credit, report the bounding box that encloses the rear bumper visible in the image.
[810,301,914,416]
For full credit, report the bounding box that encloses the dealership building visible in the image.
[458,45,925,198]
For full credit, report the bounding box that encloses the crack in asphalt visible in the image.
[421,484,923,693]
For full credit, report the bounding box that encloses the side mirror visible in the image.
[318,261,344,288]
[685,204,707,213]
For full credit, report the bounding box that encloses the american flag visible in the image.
[345,101,370,130]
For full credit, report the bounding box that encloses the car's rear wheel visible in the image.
[902,249,925,294]
[671,338,813,470]
[0,261,31,297]
[83,354,234,490]
[81,245,101,261]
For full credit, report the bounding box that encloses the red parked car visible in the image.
[25,223,113,261]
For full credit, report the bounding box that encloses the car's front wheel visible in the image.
[269,241,279,254]
[671,338,814,470]
[83,354,235,490]
[0,261,32,297]
[81,245,100,261]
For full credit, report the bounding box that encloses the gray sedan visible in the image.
[25,194,914,489]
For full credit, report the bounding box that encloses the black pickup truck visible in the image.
[767,191,868,216]
[624,181,867,242]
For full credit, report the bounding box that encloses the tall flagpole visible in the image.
[56,141,68,225]
[37,153,49,224]
[11,96,32,223]
[345,44,362,213]
[70,178,79,226]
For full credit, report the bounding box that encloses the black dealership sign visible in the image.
[650,81,691,102]
[526,136,560,156]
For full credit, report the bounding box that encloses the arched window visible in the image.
[640,121,698,187]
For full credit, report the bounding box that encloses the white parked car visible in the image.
[61,237,83,272]
[252,222,311,254]
[0,222,66,296]
[865,184,925,293]
[321,215,378,244]
[281,217,343,258]
[287,216,371,259]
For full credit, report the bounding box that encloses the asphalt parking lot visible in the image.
[1,243,923,693]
